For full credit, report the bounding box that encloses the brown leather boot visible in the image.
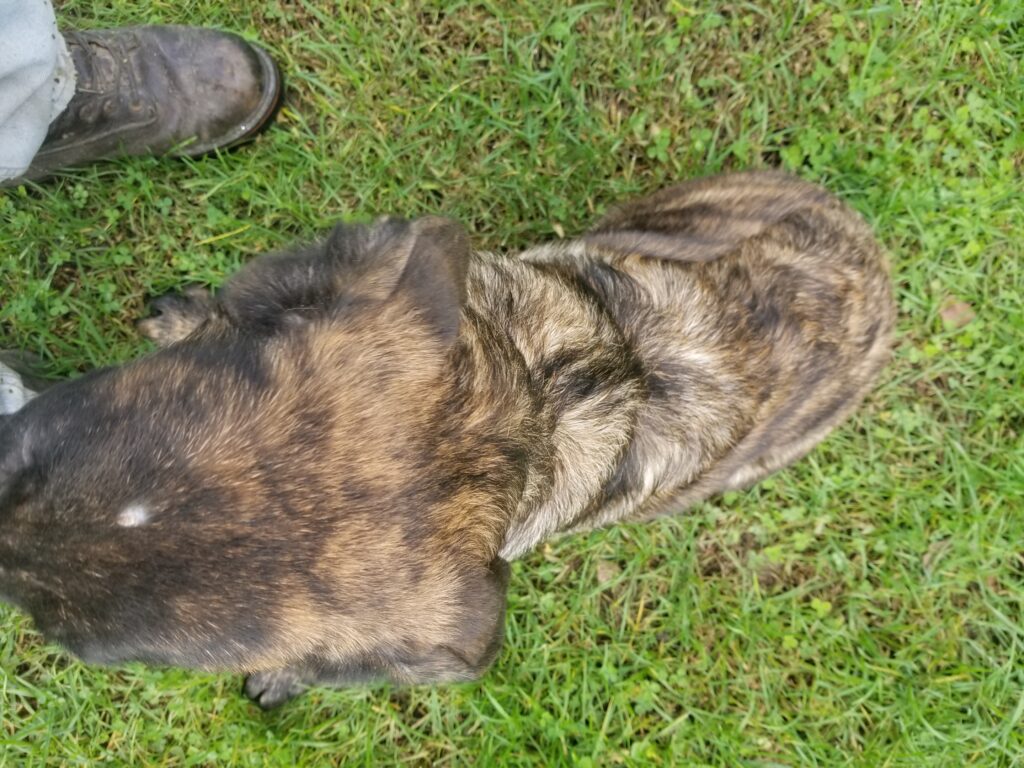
[13,25,282,183]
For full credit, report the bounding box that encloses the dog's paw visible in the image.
[243,668,308,710]
[136,287,216,346]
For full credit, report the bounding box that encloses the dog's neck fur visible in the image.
[462,244,649,560]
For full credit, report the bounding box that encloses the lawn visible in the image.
[1,1,1022,765]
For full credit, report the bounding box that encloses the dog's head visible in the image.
[0,217,521,684]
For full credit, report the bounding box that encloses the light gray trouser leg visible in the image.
[0,0,76,182]
[0,360,37,414]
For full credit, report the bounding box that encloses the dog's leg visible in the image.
[196,216,468,334]
[243,644,501,709]
[135,247,332,346]
[135,245,330,345]
[244,657,397,709]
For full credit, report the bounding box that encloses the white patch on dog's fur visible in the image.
[117,504,151,528]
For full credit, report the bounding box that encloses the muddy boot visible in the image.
[12,25,282,183]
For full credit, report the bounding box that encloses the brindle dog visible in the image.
[0,171,894,707]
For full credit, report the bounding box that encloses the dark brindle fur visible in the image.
[0,171,894,707]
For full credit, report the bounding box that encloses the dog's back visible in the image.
[500,171,894,551]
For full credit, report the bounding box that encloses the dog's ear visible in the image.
[384,556,510,685]
[444,556,510,677]
[376,557,512,688]
[391,216,471,345]
[257,556,510,699]
[328,216,471,345]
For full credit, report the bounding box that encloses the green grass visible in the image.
[2,0,1022,764]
